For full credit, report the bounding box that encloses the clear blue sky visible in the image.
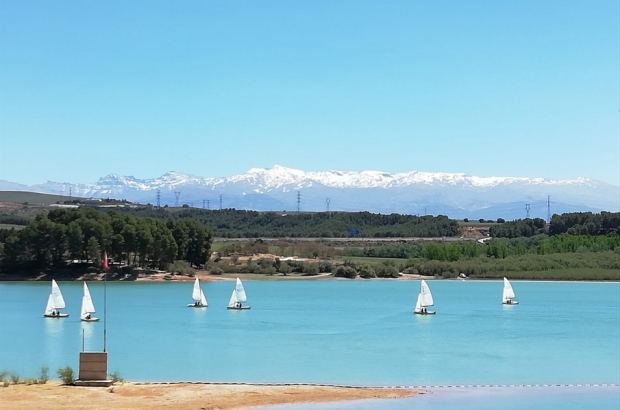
[1,0,618,185]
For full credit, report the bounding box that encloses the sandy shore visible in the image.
[0,381,417,410]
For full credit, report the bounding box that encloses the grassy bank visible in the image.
[467,268,620,281]
[336,256,408,265]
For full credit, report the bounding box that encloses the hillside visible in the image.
[0,191,79,206]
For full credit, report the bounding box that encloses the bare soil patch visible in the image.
[0,381,417,410]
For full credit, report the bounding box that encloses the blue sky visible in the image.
[1,0,618,185]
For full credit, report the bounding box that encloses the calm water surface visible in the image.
[264,386,620,410]
[1,280,618,408]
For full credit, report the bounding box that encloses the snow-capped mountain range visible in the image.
[1,165,618,220]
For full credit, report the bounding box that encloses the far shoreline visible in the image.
[0,271,619,283]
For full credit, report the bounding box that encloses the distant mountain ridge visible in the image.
[1,165,618,220]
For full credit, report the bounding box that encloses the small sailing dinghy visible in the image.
[414,279,436,315]
[502,277,519,305]
[188,277,208,308]
[80,281,99,322]
[44,279,69,318]
[227,277,250,310]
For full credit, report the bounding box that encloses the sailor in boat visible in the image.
[85,314,91,320]
[235,302,241,308]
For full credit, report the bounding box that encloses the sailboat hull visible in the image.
[44,313,69,318]
[188,304,207,308]
[81,317,100,322]
[414,311,436,315]
[503,301,519,305]
[227,306,251,310]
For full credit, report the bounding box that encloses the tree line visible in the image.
[490,212,620,238]
[0,208,212,273]
[343,233,619,261]
[106,207,461,238]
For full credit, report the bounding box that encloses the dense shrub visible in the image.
[57,367,75,385]
[334,266,358,279]
[278,262,292,274]
[109,371,124,384]
[210,266,223,275]
[168,260,195,276]
[301,262,319,275]
[318,261,333,273]
[358,264,376,278]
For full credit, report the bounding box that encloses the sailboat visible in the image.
[44,280,69,318]
[188,277,208,308]
[227,277,250,310]
[414,279,436,315]
[502,277,519,305]
[80,281,99,322]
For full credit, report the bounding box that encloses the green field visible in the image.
[0,191,79,205]
[470,268,620,281]
[336,256,408,264]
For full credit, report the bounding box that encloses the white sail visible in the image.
[235,278,247,303]
[228,289,238,307]
[50,280,66,309]
[199,289,208,306]
[192,278,202,301]
[414,293,422,313]
[419,279,434,307]
[81,282,96,319]
[503,277,516,301]
[44,294,55,316]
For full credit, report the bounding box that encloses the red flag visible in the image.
[103,251,109,269]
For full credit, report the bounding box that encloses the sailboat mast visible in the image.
[103,251,107,352]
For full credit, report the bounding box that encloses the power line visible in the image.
[174,191,181,207]
[156,190,161,207]
[297,191,301,213]
[219,194,223,210]
[525,203,531,219]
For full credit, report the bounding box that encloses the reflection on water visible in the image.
[43,316,66,336]
[43,316,66,370]
[79,321,94,351]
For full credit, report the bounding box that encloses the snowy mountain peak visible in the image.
[223,165,601,190]
[2,165,616,219]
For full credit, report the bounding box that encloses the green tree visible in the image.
[67,222,84,261]
[86,237,102,265]
[279,261,292,274]
[121,223,137,265]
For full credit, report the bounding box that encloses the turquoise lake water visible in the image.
[1,280,618,408]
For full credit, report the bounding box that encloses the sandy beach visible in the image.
[0,381,417,410]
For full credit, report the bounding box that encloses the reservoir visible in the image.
[1,280,618,408]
